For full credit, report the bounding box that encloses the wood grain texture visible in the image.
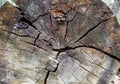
[0,0,120,84]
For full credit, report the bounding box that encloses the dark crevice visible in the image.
[117,68,120,76]
[64,21,69,39]
[66,11,78,22]
[44,52,60,84]
[34,33,41,44]
[64,12,78,39]
[17,4,48,31]
[53,63,59,72]
[52,46,71,52]
[57,10,68,15]
[49,15,54,28]
[47,62,59,72]
[15,7,22,12]
[20,17,38,30]
[17,9,40,32]
[56,51,61,59]
[44,71,50,84]
[74,17,111,43]
[32,13,49,23]
[42,39,49,43]
[86,77,93,84]
[37,22,48,35]
[52,52,61,72]
[79,63,97,77]
[2,30,34,39]
[52,45,120,62]
[64,11,95,40]
[49,15,58,37]
[23,41,48,52]
[79,45,120,62]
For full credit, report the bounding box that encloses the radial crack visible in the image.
[81,45,120,61]
[64,12,78,39]
[23,41,47,52]
[74,17,111,43]
[68,53,98,77]
[44,71,50,84]
[43,52,60,84]
[2,30,34,38]
[32,13,49,23]
[34,33,41,44]
[52,44,120,61]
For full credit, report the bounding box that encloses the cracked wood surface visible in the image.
[0,0,120,84]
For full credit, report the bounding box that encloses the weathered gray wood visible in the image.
[0,0,120,84]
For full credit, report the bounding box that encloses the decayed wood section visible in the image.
[0,0,120,84]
